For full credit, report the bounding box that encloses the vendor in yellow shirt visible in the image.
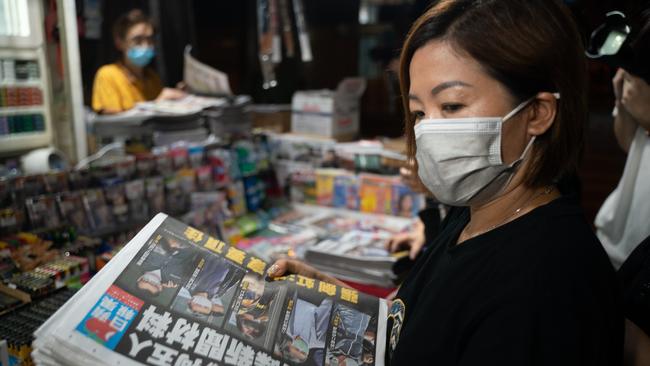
[92,9,185,114]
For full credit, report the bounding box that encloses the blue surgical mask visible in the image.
[127,46,155,67]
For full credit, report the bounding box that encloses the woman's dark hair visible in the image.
[400,0,588,188]
[112,9,153,43]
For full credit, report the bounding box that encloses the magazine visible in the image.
[294,205,415,287]
[231,204,415,288]
[33,214,387,366]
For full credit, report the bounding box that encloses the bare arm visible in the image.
[614,104,640,153]
[267,259,350,288]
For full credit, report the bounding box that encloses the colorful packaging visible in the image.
[332,172,359,211]
[207,149,230,186]
[290,170,316,204]
[243,175,265,212]
[227,180,248,217]
[187,144,205,168]
[315,169,344,206]
[195,165,214,192]
[169,144,189,170]
[359,174,398,215]
[234,140,258,176]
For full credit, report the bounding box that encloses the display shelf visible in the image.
[0,105,44,115]
[0,80,41,87]
[0,6,54,156]
[0,130,50,153]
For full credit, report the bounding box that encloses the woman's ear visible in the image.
[526,92,558,136]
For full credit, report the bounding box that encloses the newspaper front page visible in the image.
[36,214,387,366]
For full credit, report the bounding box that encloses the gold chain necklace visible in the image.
[461,186,555,241]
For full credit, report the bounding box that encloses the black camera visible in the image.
[586,11,650,83]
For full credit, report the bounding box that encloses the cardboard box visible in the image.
[291,78,366,141]
[250,104,292,133]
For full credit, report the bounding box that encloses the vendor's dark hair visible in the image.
[112,9,153,42]
[400,0,588,188]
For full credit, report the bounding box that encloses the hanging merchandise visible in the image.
[257,0,312,88]
[270,0,282,64]
[278,0,295,58]
[292,0,312,62]
[257,0,278,89]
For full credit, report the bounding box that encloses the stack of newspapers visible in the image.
[292,205,415,287]
[304,230,410,288]
[33,214,387,366]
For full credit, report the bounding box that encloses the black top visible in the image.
[618,234,650,336]
[387,196,623,365]
[419,199,442,247]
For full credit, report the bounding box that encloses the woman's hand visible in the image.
[613,69,650,151]
[620,71,650,131]
[156,87,187,102]
[613,68,625,102]
[266,259,348,287]
[386,219,425,260]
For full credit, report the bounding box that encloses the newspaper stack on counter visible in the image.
[236,205,416,288]
[32,214,387,366]
[294,206,414,287]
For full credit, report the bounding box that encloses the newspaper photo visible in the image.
[33,214,387,366]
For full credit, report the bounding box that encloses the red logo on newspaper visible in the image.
[107,285,145,311]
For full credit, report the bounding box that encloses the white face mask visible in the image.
[140,269,162,287]
[414,93,559,206]
[190,295,213,309]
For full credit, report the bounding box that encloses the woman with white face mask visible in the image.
[268,0,623,364]
[91,9,185,114]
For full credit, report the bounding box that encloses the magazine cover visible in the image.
[34,214,387,366]
[332,174,359,211]
[390,184,425,218]
[358,175,397,216]
[315,169,345,207]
